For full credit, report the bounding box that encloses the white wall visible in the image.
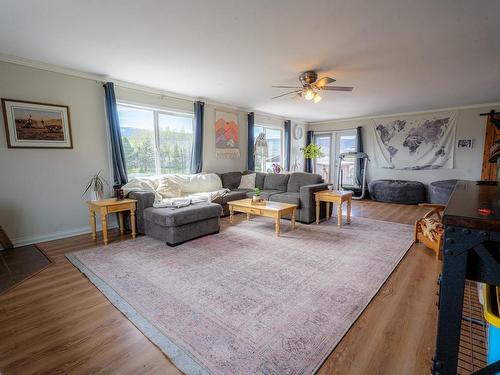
[0,61,290,245]
[0,61,114,245]
[308,106,492,185]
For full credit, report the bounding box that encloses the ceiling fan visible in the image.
[272,71,354,103]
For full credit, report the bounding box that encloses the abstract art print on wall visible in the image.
[1,99,73,149]
[215,109,240,159]
[372,111,456,170]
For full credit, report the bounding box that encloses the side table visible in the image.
[86,198,137,245]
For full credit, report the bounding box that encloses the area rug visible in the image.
[67,216,414,375]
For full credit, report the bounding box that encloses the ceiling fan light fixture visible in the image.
[304,88,315,101]
[313,93,322,103]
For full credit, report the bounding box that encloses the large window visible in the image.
[117,103,193,178]
[253,125,283,172]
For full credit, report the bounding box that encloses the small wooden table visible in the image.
[87,198,137,245]
[314,190,353,227]
[228,198,297,236]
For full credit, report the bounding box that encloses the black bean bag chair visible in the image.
[429,179,458,204]
[368,179,426,204]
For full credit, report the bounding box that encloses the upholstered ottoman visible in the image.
[143,202,222,246]
[368,179,426,204]
[429,179,458,204]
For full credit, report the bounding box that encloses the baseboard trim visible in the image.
[10,224,118,248]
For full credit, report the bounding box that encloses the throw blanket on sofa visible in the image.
[122,173,229,208]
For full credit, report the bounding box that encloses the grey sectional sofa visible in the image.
[214,171,330,223]
[128,171,330,245]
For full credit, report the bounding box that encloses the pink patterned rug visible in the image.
[67,216,414,375]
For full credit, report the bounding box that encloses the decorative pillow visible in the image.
[238,173,256,189]
[156,176,182,198]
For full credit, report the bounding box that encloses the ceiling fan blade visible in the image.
[271,90,302,99]
[320,86,354,91]
[272,85,302,89]
[292,92,303,101]
[315,77,336,88]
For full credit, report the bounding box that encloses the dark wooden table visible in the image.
[432,181,500,375]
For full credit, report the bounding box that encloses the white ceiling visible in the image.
[1,0,499,121]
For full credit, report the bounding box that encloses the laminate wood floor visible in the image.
[0,200,441,374]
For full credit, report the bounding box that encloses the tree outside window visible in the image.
[117,104,193,178]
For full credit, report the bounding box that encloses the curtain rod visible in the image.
[311,126,360,132]
[479,109,500,116]
[99,80,195,103]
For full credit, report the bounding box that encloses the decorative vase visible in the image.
[90,189,104,201]
[252,195,263,203]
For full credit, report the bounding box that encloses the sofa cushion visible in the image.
[269,192,301,208]
[244,171,266,189]
[238,173,256,189]
[246,189,284,200]
[263,173,290,191]
[143,203,221,227]
[221,190,248,204]
[221,172,242,190]
[287,172,322,193]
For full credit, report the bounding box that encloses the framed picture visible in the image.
[2,99,73,149]
[215,109,240,159]
[457,139,473,149]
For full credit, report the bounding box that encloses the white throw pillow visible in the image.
[156,176,182,198]
[238,173,256,189]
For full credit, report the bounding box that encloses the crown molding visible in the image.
[309,102,500,125]
[0,53,306,123]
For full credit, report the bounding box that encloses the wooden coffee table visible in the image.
[314,190,353,227]
[228,198,297,236]
[87,198,137,245]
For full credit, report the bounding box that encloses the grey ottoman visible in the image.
[429,179,458,204]
[368,179,426,204]
[143,202,222,246]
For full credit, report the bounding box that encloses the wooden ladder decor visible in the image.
[480,109,500,181]
[0,226,13,250]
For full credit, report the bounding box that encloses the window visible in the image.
[117,103,193,178]
[253,125,283,172]
[313,130,357,185]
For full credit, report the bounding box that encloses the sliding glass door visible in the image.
[336,131,357,187]
[314,130,357,187]
[313,134,332,183]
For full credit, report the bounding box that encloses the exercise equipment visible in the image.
[336,152,369,200]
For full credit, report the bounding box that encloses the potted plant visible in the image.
[300,143,324,160]
[83,170,109,201]
[252,187,264,204]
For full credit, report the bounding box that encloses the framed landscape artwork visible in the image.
[2,99,73,149]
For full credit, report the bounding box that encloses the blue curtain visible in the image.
[191,101,204,173]
[103,82,127,187]
[247,112,255,171]
[284,120,291,171]
[305,130,314,173]
[355,126,364,186]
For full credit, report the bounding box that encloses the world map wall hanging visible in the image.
[372,111,457,170]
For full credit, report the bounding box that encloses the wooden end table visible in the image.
[86,198,137,245]
[228,198,297,236]
[314,190,353,227]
